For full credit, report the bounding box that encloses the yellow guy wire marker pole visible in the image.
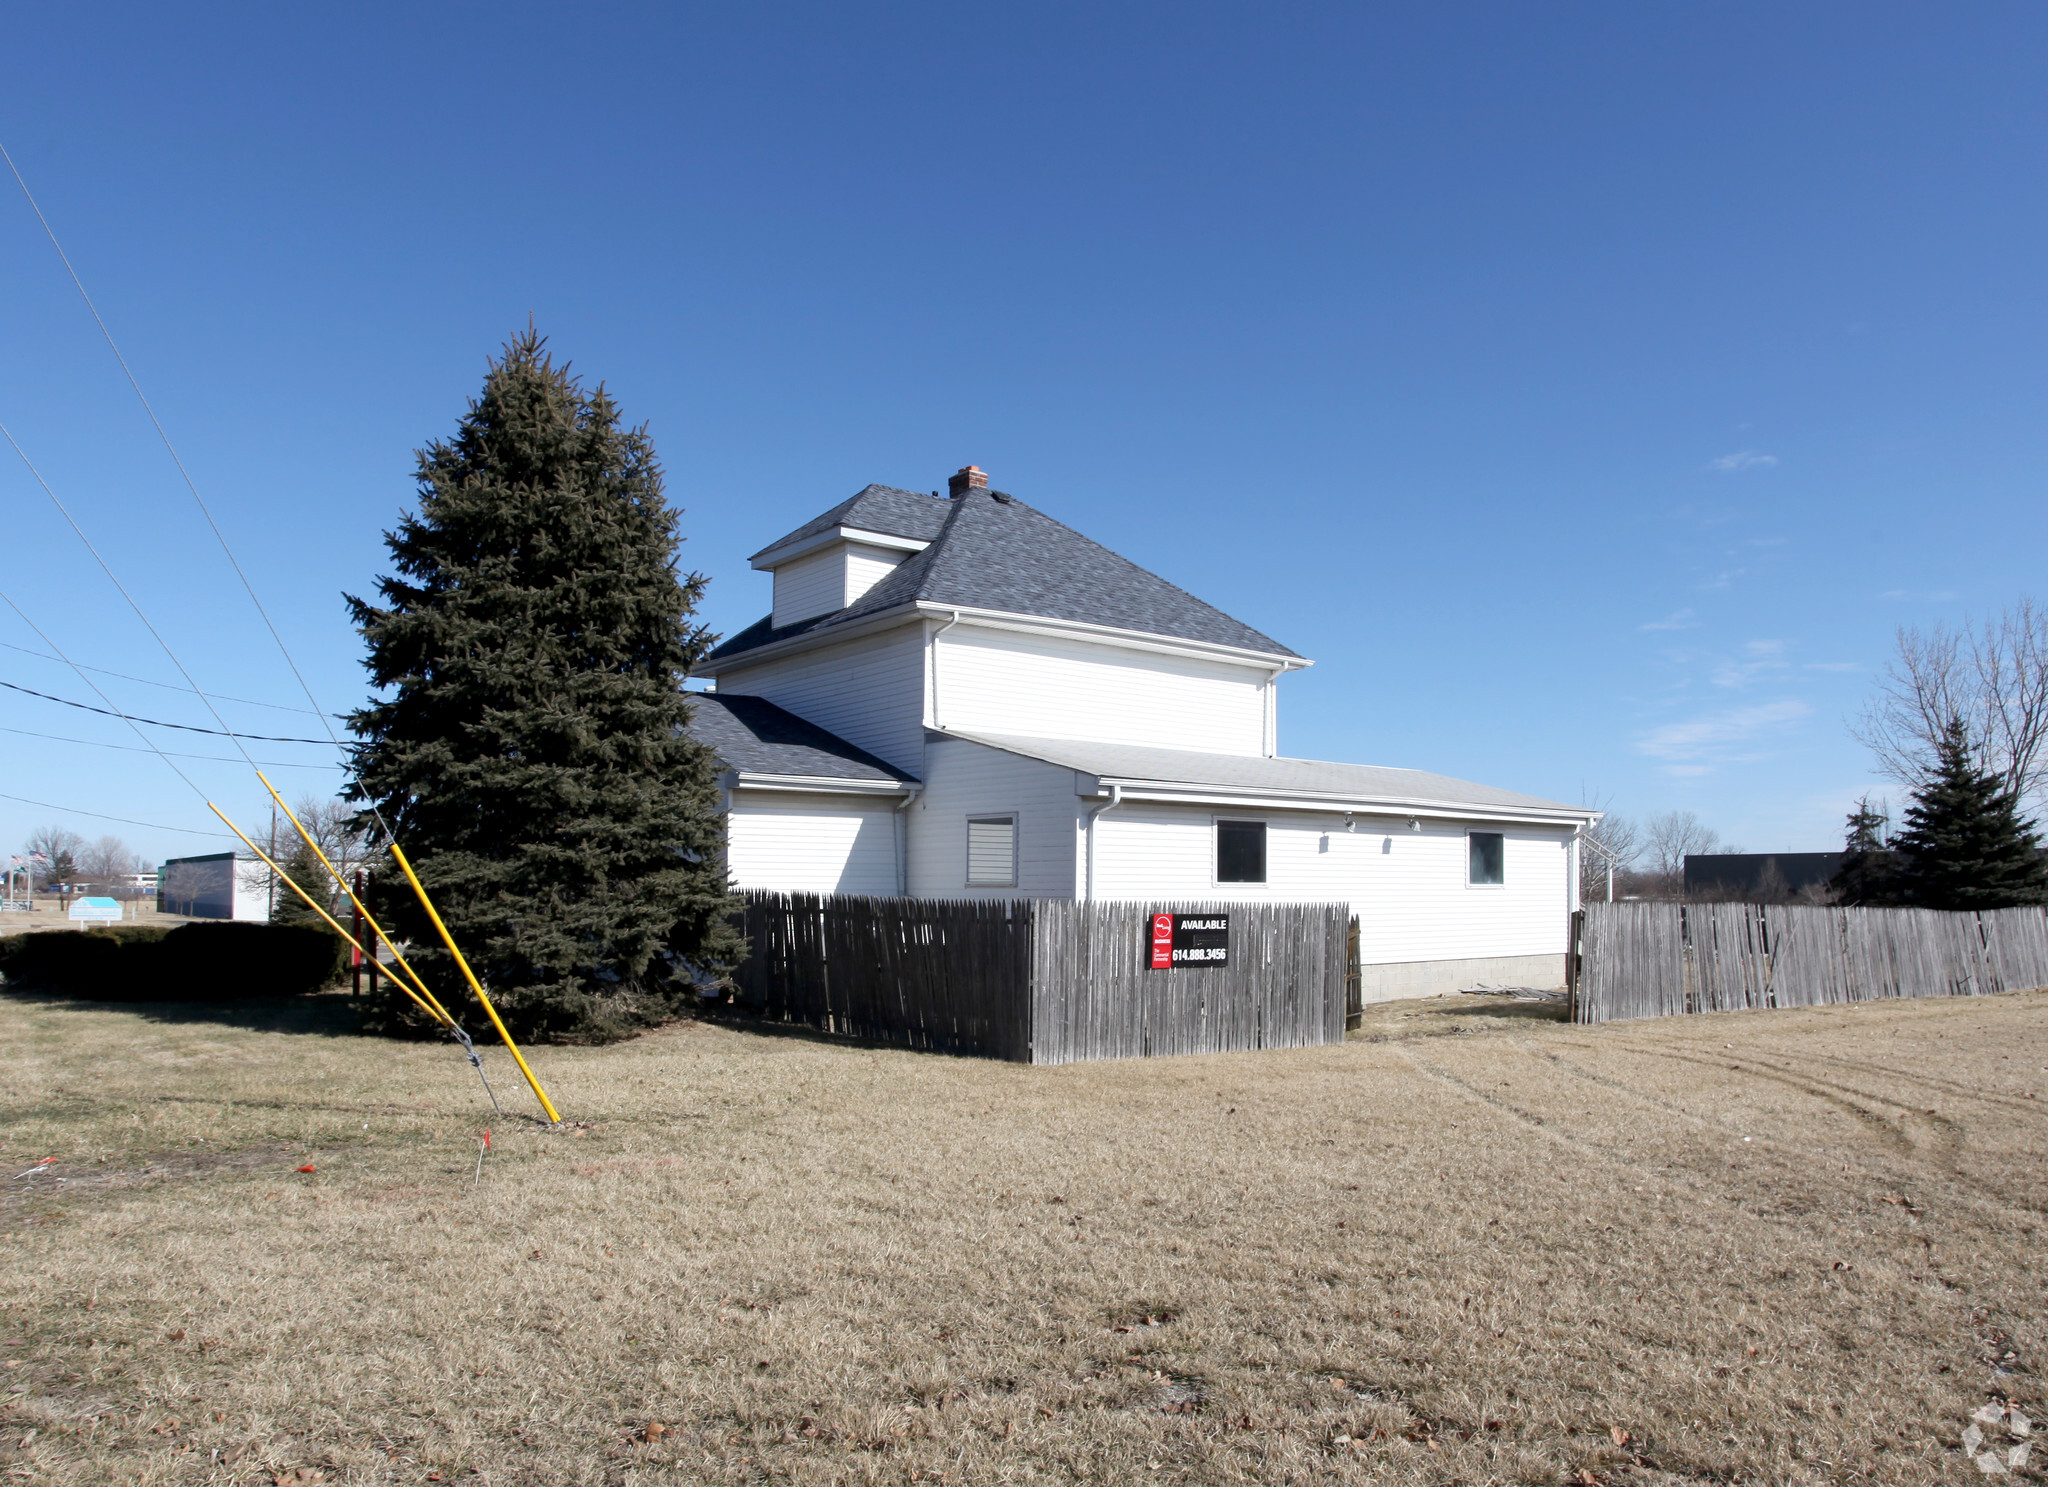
[254,774,461,1029]
[206,804,452,1033]
[251,777,508,1115]
[386,840,562,1126]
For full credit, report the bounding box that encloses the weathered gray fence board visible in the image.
[740,893,1347,1063]
[1576,901,2048,1024]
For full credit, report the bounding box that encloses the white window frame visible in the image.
[1466,829,1506,889]
[965,813,1018,888]
[1212,815,1271,889]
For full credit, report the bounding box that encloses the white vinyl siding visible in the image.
[724,793,899,895]
[713,624,928,776]
[770,541,907,628]
[770,548,847,628]
[841,542,906,606]
[1090,804,1572,963]
[931,625,1271,756]
[908,736,1084,899]
[966,816,1016,885]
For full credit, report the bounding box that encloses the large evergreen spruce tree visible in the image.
[347,331,738,1041]
[1888,717,2048,910]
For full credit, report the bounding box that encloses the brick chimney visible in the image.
[947,465,989,498]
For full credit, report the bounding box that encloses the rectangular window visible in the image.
[1216,820,1267,883]
[1469,831,1505,886]
[966,815,1016,886]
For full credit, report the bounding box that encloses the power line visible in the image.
[0,679,336,745]
[0,139,356,769]
[0,640,324,716]
[0,723,347,770]
[0,588,208,801]
[0,418,280,779]
[0,790,234,839]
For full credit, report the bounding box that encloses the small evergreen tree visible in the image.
[269,835,333,929]
[1889,717,2048,910]
[1830,795,1899,905]
[346,330,738,1041]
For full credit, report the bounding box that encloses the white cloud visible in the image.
[1698,568,1745,591]
[1635,700,1812,767]
[1708,451,1779,472]
[1711,639,1792,689]
[1806,661,1861,673]
[1639,608,1697,632]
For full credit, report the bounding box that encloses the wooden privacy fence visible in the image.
[733,892,1349,1064]
[1570,901,2048,1024]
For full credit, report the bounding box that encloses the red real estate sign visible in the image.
[1149,913,1174,970]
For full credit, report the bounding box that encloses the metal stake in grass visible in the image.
[473,1129,490,1190]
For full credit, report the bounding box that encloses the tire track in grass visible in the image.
[1528,1041,1923,1159]
[1531,1039,2048,1232]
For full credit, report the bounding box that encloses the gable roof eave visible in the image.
[695,599,1312,675]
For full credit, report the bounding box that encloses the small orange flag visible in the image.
[296,1164,316,1173]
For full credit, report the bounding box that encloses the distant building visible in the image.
[1684,852,1846,900]
[157,853,270,922]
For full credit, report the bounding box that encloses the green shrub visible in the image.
[0,922,348,1000]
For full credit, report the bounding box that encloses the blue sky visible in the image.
[1,3,2044,866]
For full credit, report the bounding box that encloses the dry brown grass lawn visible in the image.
[0,986,2043,1485]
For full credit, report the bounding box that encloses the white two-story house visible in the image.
[689,466,1597,1001]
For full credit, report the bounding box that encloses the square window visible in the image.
[1469,831,1505,886]
[1217,820,1266,883]
[966,816,1016,886]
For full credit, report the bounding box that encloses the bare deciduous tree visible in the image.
[268,794,373,912]
[24,826,83,889]
[1645,810,1721,882]
[76,835,147,898]
[1853,598,2048,808]
[1576,810,1643,903]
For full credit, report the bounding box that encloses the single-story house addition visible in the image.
[687,466,1597,1001]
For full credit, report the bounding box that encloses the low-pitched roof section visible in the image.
[685,693,917,784]
[711,486,1299,664]
[946,731,1593,822]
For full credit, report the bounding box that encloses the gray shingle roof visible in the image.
[711,486,1299,663]
[946,731,1590,818]
[749,484,952,562]
[684,693,917,783]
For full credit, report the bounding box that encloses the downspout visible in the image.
[929,608,964,730]
[893,784,923,897]
[1084,784,1123,901]
[1263,666,1285,757]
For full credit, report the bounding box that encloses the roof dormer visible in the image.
[753,526,931,628]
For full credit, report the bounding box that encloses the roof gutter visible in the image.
[728,773,918,797]
[1078,779,1594,826]
[693,601,1308,679]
